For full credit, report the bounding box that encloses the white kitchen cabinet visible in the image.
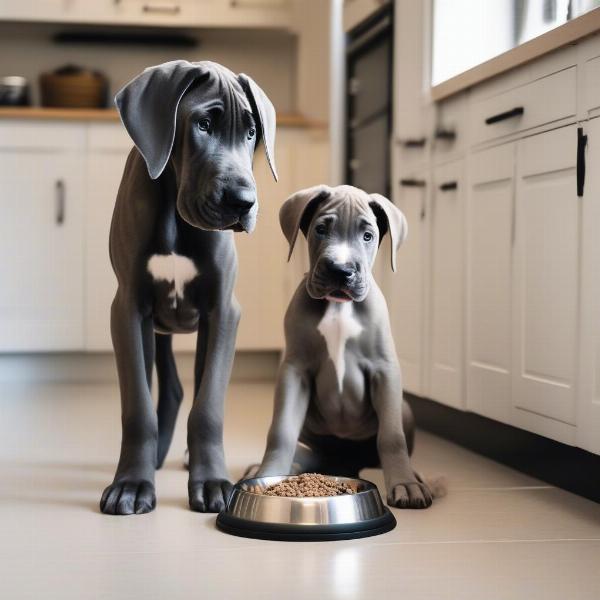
[577,116,600,454]
[512,125,579,444]
[0,0,293,28]
[428,159,465,409]
[393,0,431,172]
[0,123,85,351]
[466,143,514,423]
[233,133,290,351]
[389,170,429,396]
[84,124,131,351]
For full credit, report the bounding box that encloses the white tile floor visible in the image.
[1,381,599,600]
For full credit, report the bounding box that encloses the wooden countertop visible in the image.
[0,107,326,129]
[432,8,600,101]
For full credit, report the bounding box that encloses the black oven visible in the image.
[345,3,393,197]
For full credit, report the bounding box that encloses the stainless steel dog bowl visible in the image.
[216,475,396,541]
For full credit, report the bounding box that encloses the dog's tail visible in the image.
[155,333,184,469]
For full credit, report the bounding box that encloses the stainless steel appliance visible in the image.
[0,76,30,106]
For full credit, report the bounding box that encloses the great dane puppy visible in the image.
[255,185,433,509]
[100,60,277,515]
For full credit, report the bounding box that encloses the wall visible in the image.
[0,22,297,112]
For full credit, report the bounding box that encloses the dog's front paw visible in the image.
[388,480,433,509]
[188,479,233,513]
[100,480,156,515]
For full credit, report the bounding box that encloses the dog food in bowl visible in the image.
[260,473,355,497]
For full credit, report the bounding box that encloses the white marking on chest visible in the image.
[317,301,363,392]
[147,253,198,309]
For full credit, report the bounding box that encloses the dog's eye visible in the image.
[198,118,211,132]
[248,128,256,140]
[315,223,327,236]
[363,231,373,242]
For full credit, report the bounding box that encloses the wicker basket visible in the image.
[40,66,108,109]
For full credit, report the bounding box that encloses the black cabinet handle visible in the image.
[485,106,524,125]
[577,126,588,197]
[439,181,458,191]
[55,179,65,225]
[399,178,426,187]
[399,137,426,148]
[434,128,456,141]
[142,3,181,14]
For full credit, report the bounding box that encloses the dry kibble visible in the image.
[261,473,355,497]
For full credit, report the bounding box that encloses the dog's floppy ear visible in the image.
[369,193,408,272]
[280,185,330,261]
[238,73,278,182]
[115,60,210,180]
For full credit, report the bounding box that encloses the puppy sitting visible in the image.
[255,184,433,508]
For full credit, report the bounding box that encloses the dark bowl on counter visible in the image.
[40,65,108,109]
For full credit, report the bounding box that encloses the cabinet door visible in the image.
[428,159,465,408]
[578,117,600,454]
[234,131,291,351]
[512,125,579,443]
[85,125,131,351]
[393,0,430,171]
[0,148,84,350]
[389,171,428,396]
[466,143,514,423]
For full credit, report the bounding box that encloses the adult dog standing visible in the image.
[100,60,277,515]
[255,185,434,509]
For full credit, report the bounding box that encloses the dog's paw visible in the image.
[188,479,233,513]
[100,480,156,515]
[388,481,433,509]
[241,463,260,480]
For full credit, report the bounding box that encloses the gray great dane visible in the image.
[255,185,434,509]
[100,60,277,515]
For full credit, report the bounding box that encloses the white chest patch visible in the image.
[317,302,363,392]
[147,253,198,309]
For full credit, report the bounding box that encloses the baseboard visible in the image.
[407,393,600,503]
[0,350,281,384]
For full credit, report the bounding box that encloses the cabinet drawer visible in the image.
[0,122,85,151]
[470,67,577,146]
[108,0,196,25]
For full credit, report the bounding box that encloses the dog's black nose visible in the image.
[325,260,356,282]
[224,189,256,214]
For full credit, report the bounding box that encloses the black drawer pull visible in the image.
[55,179,65,225]
[485,106,524,125]
[400,137,426,148]
[142,3,181,14]
[434,128,456,141]
[577,126,588,197]
[399,178,426,188]
[439,181,458,191]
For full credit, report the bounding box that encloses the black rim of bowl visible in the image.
[216,509,397,542]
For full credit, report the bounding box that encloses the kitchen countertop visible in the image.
[0,107,326,128]
[432,7,600,101]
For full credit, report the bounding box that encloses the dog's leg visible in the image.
[372,371,433,509]
[155,333,184,469]
[100,293,157,515]
[187,299,240,513]
[256,361,310,477]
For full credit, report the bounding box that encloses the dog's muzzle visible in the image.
[180,186,257,232]
[308,258,367,303]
